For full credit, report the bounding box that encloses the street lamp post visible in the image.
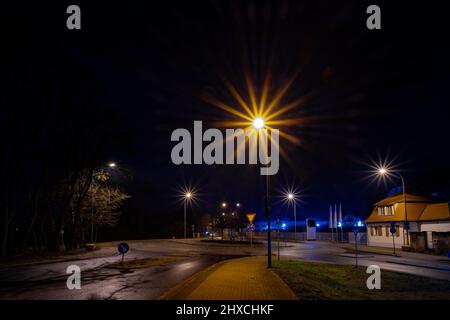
[265,170,272,268]
[184,192,192,239]
[253,116,272,268]
[184,199,187,239]
[286,193,297,241]
[90,162,117,243]
[378,168,410,247]
[398,174,410,246]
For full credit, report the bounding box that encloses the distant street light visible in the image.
[176,185,198,239]
[377,166,410,247]
[285,192,298,241]
[91,161,118,243]
[183,192,194,239]
[222,202,227,208]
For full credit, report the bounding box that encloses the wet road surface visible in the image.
[0,240,256,300]
[1,239,448,299]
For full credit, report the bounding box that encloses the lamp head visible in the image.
[252,116,265,130]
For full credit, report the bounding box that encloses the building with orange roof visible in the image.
[365,193,450,253]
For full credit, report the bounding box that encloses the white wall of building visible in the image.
[366,225,405,248]
[367,221,450,248]
[420,222,450,232]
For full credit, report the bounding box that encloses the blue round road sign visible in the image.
[118,242,129,254]
[390,222,396,235]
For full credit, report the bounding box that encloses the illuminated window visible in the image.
[377,205,395,216]
[375,226,382,236]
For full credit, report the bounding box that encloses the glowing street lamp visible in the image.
[183,191,194,239]
[221,202,227,208]
[377,166,410,247]
[108,162,117,168]
[285,192,298,240]
[252,116,265,130]
[202,69,306,267]
[91,161,119,243]
[252,116,273,267]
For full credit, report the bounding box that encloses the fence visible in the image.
[217,230,367,245]
[251,231,354,242]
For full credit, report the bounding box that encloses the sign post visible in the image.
[118,242,129,264]
[246,213,256,248]
[390,222,397,256]
[353,228,359,268]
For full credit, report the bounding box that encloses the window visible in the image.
[395,225,400,237]
[385,226,390,237]
[376,226,383,236]
[370,226,384,237]
[377,205,395,216]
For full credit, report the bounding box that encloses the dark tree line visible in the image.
[0,44,129,256]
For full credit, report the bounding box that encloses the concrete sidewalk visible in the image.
[161,256,298,300]
[338,243,448,261]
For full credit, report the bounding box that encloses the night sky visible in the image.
[4,1,450,237]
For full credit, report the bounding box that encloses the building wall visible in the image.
[420,222,450,232]
[366,224,405,248]
[367,222,450,251]
[431,232,450,255]
[408,222,420,232]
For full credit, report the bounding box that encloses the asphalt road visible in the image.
[0,239,255,300]
[0,239,448,299]
[280,241,450,281]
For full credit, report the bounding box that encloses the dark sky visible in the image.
[5,1,450,235]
